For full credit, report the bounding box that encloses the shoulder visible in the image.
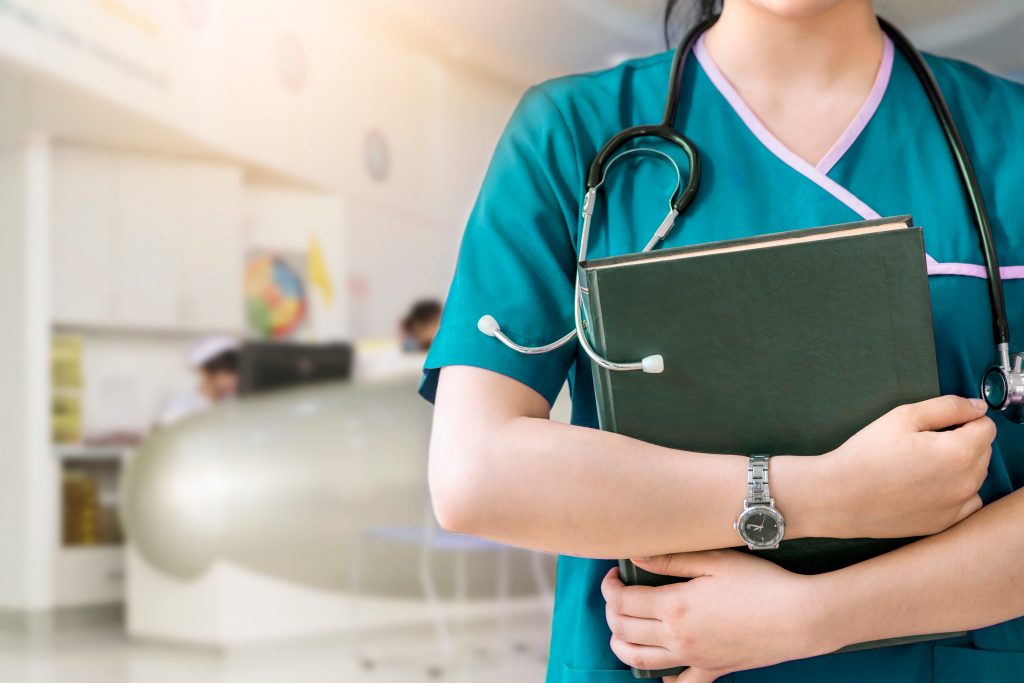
[923,52,1024,127]
[529,50,675,110]
[492,50,675,200]
[923,54,1024,248]
[513,51,675,147]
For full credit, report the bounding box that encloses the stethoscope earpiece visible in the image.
[477,315,500,337]
[641,355,665,375]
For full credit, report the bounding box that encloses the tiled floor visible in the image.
[0,615,551,683]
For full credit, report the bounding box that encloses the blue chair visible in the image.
[349,504,553,676]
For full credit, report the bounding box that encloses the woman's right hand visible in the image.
[822,396,996,539]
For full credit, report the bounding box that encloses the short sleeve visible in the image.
[420,86,582,405]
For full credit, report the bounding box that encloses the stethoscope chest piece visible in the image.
[982,352,1024,423]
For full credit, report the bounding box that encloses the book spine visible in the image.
[632,665,684,679]
[617,558,637,584]
[584,269,617,433]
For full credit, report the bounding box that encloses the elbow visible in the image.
[429,482,473,536]
[428,441,490,536]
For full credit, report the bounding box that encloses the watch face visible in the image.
[738,506,785,548]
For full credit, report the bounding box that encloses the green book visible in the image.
[580,216,964,679]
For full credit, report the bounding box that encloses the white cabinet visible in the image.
[51,148,118,325]
[51,147,244,332]
[178,162,244,332]
[115,155,183,328]
[55,546,125,608]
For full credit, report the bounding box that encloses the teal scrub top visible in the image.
[420,34,1024,683]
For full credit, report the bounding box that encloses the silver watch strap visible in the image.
[746,454,771,506]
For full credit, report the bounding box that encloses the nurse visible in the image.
[422,0,1024,681]
[158,335,239,428]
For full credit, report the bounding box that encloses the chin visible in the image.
[745,0,854,19]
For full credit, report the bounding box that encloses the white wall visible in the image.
[336,51,518,338]
[0,1,523,342]
[243,185,349,342]
[62,181,352,439]
[0,1,523,201]
[75,333,193,440]
[345,201,459,340]
[340,53,518,338]
[0,135,56,611]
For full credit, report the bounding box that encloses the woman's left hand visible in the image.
[602,550,837,682]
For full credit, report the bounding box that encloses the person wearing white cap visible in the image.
[157,335,240,427]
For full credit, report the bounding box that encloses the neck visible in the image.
[705,1,883,91]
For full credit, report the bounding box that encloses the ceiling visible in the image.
[369,0,1024,85]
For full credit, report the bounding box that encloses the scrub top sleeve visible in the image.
[420,86,582,406]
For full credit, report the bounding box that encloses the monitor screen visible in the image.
[237,342,353,395]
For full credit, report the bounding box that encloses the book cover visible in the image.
[581,216,962,678]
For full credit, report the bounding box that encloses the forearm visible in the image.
[813,488,1024,649]
[432,412,830,559]
[431,367,990,561]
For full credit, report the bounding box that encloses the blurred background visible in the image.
[0,1,1022,682]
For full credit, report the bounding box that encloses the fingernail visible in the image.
[634,557,650,563]
[970,398,988,412]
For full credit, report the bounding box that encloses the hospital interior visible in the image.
[0,1,1022,682]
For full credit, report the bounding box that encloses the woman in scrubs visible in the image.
[422,0,1024,680]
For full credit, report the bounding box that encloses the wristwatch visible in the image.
[734,454,786,550]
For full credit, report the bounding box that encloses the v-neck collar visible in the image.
[693,32,893,216]
[686,35,1021,280]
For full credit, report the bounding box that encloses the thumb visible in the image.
[906,395,987,432]
[631,550,725,579]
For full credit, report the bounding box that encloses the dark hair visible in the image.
[402,299,442,332]
[202,350,239,375]
[664,0,721,48]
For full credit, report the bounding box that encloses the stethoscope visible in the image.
[477,16,1024,423]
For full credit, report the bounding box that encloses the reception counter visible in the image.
[121,378,554,647]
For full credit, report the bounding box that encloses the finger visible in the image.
[632,550,730,579]
[962,424,995,479]
[908,395,987,432]
[955,414,998,446]
[923,416,995,471]
[609,635,675,672]
[606,603,665,646]
[930,416,995,474]
[672,667,725,683]
[602,568,668,618]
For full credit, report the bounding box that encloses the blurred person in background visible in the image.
[401,299,442,353]
[352,300,443,380]
[158,335,240,427]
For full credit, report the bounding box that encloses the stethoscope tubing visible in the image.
[877,18,1009,348]
[479,15,1020,416]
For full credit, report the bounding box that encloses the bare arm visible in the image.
[430,366,822,558]
[429,366,990,559]
[816,484,1024,649]
[597,478,1009,680]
